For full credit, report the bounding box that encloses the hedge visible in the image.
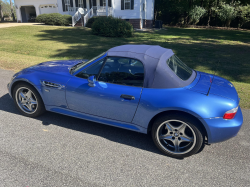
[92,17,133,37]
[36,13,72,26]
[86,17,99,28]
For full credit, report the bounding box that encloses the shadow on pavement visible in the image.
[0,93,166,157]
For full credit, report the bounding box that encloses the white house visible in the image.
[14,0,155,29]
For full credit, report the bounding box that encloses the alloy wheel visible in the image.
[156,120,197,155]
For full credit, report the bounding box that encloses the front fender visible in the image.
[8,70,71,108]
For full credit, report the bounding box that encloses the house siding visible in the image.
[14,0,155,28]
[14,0,58,22]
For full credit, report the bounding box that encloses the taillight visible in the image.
[223,106,238,120]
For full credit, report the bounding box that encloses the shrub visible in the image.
[36,13,72,26]
[36,14,48,23]
[62,15,72,25]
[189,6,206,25]
[92,17,133,37]
[86,17,99,28]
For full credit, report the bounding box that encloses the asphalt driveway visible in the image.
[0,68,249,186]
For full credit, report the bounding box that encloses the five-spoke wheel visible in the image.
[152,114,204,158]
[16,87,38,114]
[13,83,45,117]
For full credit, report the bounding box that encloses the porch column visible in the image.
[106,0,108,16]
[35,6,40,16]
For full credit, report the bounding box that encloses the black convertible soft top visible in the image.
[107,45,196,89]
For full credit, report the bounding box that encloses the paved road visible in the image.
[0,68,249,186]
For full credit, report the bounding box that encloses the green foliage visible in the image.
[154,0,250,29]
[0,0,16,21]
[85,17,99,28]
[36,14,48,23]
[214,3,237,23]
[189,6,206,25]
[36,13,71,26]
[237,4,250,27]
[92,17,133,37]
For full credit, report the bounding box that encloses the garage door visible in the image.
[40,5,58,14]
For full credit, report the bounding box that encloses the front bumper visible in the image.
[204,106,243,144]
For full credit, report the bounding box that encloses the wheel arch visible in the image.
[147,110,208,139]
[11,80,44,104]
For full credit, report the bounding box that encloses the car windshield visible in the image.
[71,52,106,74]
[166,55,193,81]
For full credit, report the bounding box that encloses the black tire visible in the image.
[13,82,46,118]
[152,113,204,158]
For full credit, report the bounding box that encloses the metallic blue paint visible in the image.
[45,105,147,133]
[7,55,243,145]
[66,77,142,123]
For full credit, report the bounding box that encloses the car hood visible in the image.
[24,59,86,76]
[189,72,239,102]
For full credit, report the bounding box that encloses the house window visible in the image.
[65,0,70,11]
[103,1,106,7]
[124,0,131,10]
[79,0,83,8]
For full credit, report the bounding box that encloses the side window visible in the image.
[76,58,105,79]
[98,57,144,87]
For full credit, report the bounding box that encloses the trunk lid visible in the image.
[189,72,239,102]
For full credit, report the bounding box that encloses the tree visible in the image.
[237,4,250,28]
[214,2,237,27]
[189,5,206,25]
[9,0,15,21]
[0,0,4,22]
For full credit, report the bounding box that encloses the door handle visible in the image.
[120,94,135,100]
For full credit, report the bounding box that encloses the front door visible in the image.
[66,56,144,123]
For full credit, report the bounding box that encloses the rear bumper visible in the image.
[204,107,243,144]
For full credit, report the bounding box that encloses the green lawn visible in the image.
[0,26,249,108]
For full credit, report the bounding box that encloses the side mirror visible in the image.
[88,75,96,87]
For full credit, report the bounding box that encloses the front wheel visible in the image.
[152,114,204,158]
[13,83,46,117]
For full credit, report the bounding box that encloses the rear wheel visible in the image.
[13,83,45,117]
[152,114,204,158]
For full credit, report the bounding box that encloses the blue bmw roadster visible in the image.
[7,45,243,158]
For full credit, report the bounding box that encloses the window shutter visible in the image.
[108,0,111,7]
[131,0,134,10]
[93,0,97,6]
[62,0,65,12]
[83,0,86,8]
[70,0,73,7]
[75,0,79,7]
[89,0,92,8]
[100,0,103,6]
[121,0,124,10]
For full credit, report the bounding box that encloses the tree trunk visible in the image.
[200,0,204,7]
[0,3,4,22]
[10,0,15,21]
[226,19,231,27]
[207,9,211,26]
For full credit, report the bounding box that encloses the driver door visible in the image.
[66,56,144,123]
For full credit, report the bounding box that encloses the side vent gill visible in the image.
[41,80,64,89]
